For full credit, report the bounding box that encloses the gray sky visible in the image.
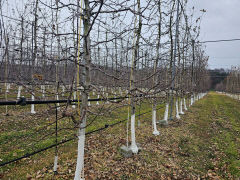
[188,0,240,69]
[2,0,240,70]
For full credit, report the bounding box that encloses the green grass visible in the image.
[0,89,162,179]
[178,92,240,178]
[0,91,240,179]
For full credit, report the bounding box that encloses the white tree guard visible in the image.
[6,83,10,93]
[72,91,77,108]
[163,103,169,122]
[42,85,45,98]
[53,155,58,172]
[130,114,138,154]
[74,120,86,180]
[96,95,99,105]
[152,109,160,135]
[31,93,36,114]
[183,98,188,111]
[138,117,141,127]
[56,94,60,110]
[17,86,22,99]
[175,100,180,119]
[190,96,193,106]
[179,99,184,115]
[193,95,196,103]
[88,96,91,106]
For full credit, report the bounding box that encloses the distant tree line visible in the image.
[209,68,229,90]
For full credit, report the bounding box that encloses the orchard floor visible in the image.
[0,92,240,179]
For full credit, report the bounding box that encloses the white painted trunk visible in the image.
[130,114,138,154]
[31,93,36,114]
[53,155,58,172]
[96,95,99,105]
[72,91,76,108]
[6,83,10,93]
[42,85,45,98]
[56,94,60,110]
[88,96,91,106]
[179,99,184,115]
[17,86,22,99]
[193,95,196,103]
[163,103,169,122]
[138,117,140,127]
[175,100,180,119]
[183,98,188,111]
[74,120,86,180]
[152,109,160,135]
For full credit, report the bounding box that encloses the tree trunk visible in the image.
[130,0,142,154]
[74,0,91,179]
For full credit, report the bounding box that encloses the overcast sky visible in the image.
[188,0,240,69]
[2,0,240,70]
